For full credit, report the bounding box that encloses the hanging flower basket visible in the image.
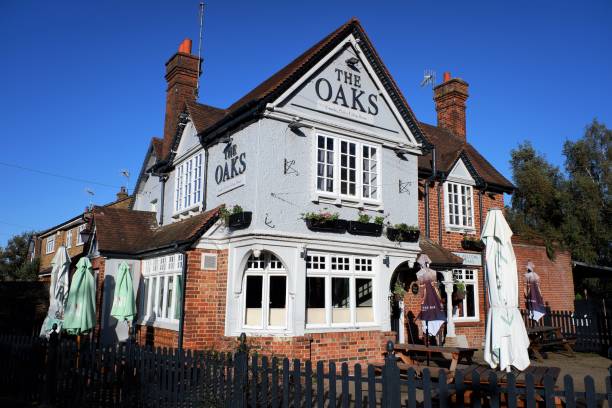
[228,212,252,229]
[305,218,347,233]
[386,226,420,243]
[348,221,383,236]
[461,237,485,251]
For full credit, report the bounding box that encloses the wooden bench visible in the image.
[393,343,477,373]
[527,326,575,361]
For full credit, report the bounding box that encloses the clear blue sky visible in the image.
[1,0,610,245]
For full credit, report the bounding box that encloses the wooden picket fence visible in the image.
[521,308,612,353]
[0,334,610,407]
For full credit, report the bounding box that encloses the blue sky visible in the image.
[1,0,610,245]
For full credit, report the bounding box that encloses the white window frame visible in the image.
[305,252,376,330]
[314,133,382,206]
[140,253,184,329]
[76,225,86,246]
[65,229,73,249]
[174,153,203,214]
[444,181,475,230]
[452,268,479,323]
[241,253,288,332]
[45,236,55,254]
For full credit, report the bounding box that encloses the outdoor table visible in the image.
[527,326,574,361]
[393,343,478,373]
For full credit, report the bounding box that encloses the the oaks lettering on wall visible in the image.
[314,68,378,123]
[215,143,246,185]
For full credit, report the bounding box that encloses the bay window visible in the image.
[306,253,375,328]
[141,253,184,326]
[316,134,380,203]
[174,153,203,213]
[243,253,287,330]
[445,182,474,229]
[452,269,479,321]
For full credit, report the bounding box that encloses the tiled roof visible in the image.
[92,206,221,256]
[151,137,164,159]
[419,238,464,267]
[185,102,227,134]
[418,122,514,192]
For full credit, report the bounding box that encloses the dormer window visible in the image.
[315,134,380,205]
[174,153,203,214]
[445,181,474,229]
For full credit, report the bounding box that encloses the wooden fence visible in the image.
[0,334,610,407]
[521,308,612,353]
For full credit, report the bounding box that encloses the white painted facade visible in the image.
[132,33,424,338]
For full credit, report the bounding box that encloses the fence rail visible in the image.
[0,334,610,407]
[520,308,612,353]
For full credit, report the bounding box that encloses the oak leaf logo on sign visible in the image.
[314,68,379,120]
[215,143,246,185]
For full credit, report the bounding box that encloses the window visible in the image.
[452,269,479,321]
[243,253,287,330]
[445,182,474,228]
[46,236,55,254]
[306,253,375,328]
[316,135,380,203]
[65,229,73,249]
[76,225,86,246]
[141,253,184,326]
[174,153,203,213]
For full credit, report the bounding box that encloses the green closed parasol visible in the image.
[63,257,97,335]
[111,262,137,322]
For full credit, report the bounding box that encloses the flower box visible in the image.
[228,212,252,229]
[461,238,485,251]
[305,219,347,233]
[348,221,383,236]
[386,228,420,243]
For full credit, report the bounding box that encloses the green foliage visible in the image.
[508,120,611,265]
[219,205,245,224]
[301,210,339,222]
[357,212,371,223]
[454,280,466,294]
[0,231,36,281]
[392,223,419,232]
[373,216,385,225]
[393,281,406,297]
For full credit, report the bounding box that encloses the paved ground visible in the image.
[466,349,611,392]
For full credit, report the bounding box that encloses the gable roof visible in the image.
[417,122,514,193]
[92,206,221,256]
[184,18,427,147]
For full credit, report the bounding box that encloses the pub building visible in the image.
[81,18,575,363]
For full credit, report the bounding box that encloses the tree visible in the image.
[0,231,37,281]
[507,141,566,249]
[562,119,611,265]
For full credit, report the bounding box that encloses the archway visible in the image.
[389,261,419,343]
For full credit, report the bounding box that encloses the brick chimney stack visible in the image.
[433,72,469,140]
[116,186,129,201]
[163,38,201,156]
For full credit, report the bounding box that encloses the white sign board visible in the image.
[452,252,482,266]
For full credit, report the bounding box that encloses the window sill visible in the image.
[172,205,202,219]
[445,226,476,234]
[305,324,379,333]
[453,319,480,326]
[137,317,179,331]
[313,194,383,211]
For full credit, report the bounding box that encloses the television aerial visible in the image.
[420,69,436,89]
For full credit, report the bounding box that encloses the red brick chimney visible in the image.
[433,72,469,140]
[116,186,128,201]
[163,38,201,157]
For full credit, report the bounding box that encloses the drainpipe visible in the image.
[437,181,443,246]
[424,147,437,239]
[177,248,189,351]
[202,148,209,211]
[479,183,488,331]
[159,175,167,226]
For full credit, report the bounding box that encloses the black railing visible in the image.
[520,308,612,353]
[0,334,610,407]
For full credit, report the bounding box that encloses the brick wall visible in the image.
[134,325,178,348]
[513,237,575,311]
[39,224,87,272]
[91,256,106,341]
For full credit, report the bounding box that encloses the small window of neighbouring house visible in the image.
[65,229,73,249]
[76,225,86,246]
[46,236,55,254]
[445,182,474,229]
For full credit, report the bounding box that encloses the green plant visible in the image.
[393,282,406,298]
[232,205,244,214]
[393,223,419,232]
[219,205,244,224]
[374,216,385,225]
[301,209,339,222]
[454,280,466,294]
[357,212,371,223]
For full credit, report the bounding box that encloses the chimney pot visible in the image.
[443,72,451,82]
[178,38,192,54]
[116,186,129,201]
